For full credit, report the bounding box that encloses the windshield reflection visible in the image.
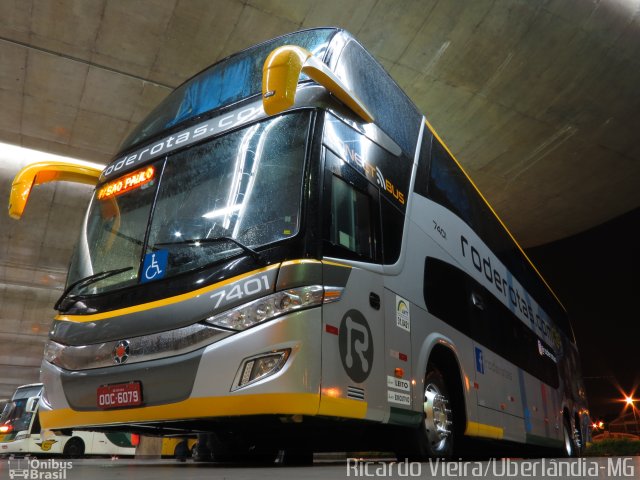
[120,29,332,151]
[65,112,310,296]
[146,113,309,278]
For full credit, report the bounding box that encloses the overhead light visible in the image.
[0,141,103,171]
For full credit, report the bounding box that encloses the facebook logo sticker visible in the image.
[475,347,485,374]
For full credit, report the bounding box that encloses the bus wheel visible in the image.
[397,366,454,461]
[63,438,85,458]
[173,439,189,462]
[562,418,576,457]
[421,367,454,458]
[210,433,277,464]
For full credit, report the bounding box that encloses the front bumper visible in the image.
[39,309,323,430]
[0,438,27,454]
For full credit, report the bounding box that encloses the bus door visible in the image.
[319,149,387,422]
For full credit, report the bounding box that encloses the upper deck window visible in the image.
[334,40,422,157]
[427,140,571,337]
[120,29,335,152]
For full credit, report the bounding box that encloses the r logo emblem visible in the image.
[339,310,373,383]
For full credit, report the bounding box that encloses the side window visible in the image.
[428,141,480,227]
[335,40,422,157]
[424,257,559,388]
[323,149,380,263]
[31,411,41,435]
[424,257,470,333]
[330,175,373,259]
[428,139,570,340]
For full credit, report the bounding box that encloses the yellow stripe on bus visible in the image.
[40,393,321,430]
[321,260,352,269]
[55,259,355,324]
[55,263,281,323]
[424,119,566,312]
[40,393,369,430]
[465,421,504,439]
[318,396,368,419]
[281,259,322,266]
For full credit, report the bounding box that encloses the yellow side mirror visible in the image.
[262,45,374,124]
[9,161,103,219]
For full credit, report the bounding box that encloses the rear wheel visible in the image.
[562,418,576,457]
[63,437,85,458]
[573,415,584,457]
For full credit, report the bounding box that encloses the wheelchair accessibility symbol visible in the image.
[141,250,168,283]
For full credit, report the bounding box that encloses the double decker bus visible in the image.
[9,28,588,462]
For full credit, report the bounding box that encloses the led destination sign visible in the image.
[97,166,155,200]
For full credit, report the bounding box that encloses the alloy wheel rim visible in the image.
[423,382,453,453]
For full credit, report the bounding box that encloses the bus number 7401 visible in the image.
[209,275,271,309]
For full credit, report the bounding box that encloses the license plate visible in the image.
[97,382,142,409]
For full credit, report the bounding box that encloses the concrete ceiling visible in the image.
[1,0,639,399]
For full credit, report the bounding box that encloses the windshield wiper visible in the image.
[54,267,133,311]
[155,236,263,263]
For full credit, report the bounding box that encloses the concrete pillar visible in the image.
[135,435,162,459]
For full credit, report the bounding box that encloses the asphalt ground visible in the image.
[0,456,638,480]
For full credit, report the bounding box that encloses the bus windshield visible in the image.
[120,29,334,152]
[0,399,33,433]
[66,112,311,295]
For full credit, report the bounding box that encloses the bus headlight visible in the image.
[205,285,340,331]
[43,340,64,366]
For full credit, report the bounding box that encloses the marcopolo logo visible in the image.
[8,458,72,479]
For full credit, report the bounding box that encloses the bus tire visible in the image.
[399,366,454,460]
[573,414,585,457]
[210,433,277,465]
[63,437,85,458]
[173,439,189,462]
[562,417,577,458]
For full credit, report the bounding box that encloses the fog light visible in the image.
[233,350,290,390]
